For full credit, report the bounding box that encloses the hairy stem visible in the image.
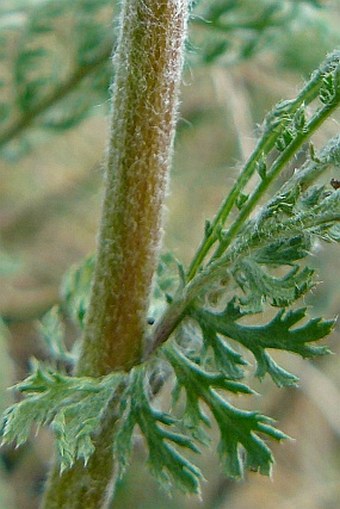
[41,1,189,507]
[79,0,189,376]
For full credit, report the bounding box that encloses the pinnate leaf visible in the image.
[114,367,203,495]
[191,300,334,387]
[1,363,122,471]
[165,345,287,478]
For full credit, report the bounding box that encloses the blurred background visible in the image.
[0,1,340,508]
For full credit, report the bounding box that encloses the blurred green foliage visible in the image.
[0,1,339,508]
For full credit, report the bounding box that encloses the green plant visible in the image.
[1,1,340,508]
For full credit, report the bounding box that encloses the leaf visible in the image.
[199,320,248,380]
[253,234,312,265]
[61,255,95,328]
[52,380,118,472]
[191,300,334,387]
[114,367,202,495]
[0,320,14,416]
[165,345,287,479]
[236,193,249,210]
[203,40,230,64]
[42,100,90,130]
[233,258,315,313]
[1,363,123,471]
[149,252,183,322]
[38,306,74,363]
[75,16,110,66]
[190,0,322,65]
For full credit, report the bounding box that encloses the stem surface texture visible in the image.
[41,1,188,507]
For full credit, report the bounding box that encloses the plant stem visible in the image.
[187,50,340,280]
[149,133,340,355]
[148,197,340,355]
[41,0,189,507]
[78,0,189,376]
[213,96,340,259]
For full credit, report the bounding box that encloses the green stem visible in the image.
[149,203,340,356]
[213,98,340,259]
[41,1,189,507]
[187,50,340,280]
[149,143,340,355]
